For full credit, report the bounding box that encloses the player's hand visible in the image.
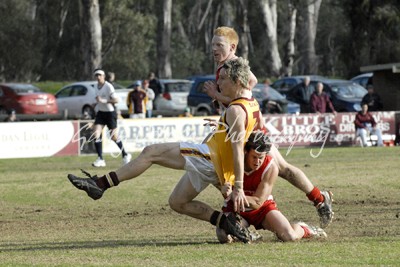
[221,182,232,199]
[203,118,218,128]
[203,81,218,99]
[96,96,107,104]
[232,187,249,212]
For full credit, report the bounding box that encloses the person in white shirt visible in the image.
[92,69,131,167]
[143,80,155,118]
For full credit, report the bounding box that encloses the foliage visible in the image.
[0,147,399,265]
[0,0,400,82]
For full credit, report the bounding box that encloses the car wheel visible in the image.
[196,108,210,116]
[82,105,95,119]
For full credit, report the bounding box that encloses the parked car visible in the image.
[55,81,132,119]
[187,75,218,116]
[252,84,300,114]
[128,79,193,117]
[271,75,326,95]
[0,83,58,115]
[187,75,300,116]
[350,72,372,89]
[286,79,368,112]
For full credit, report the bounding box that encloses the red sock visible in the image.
[307,187,324,206]
[300,225,311,238]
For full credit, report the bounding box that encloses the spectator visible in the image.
[361,84,383,111]
[310,82,337,115]
[148,72,162,99]
[179,107,193,118]
[291,76,314,113]
[127,80,146,119]
[106,72,116,85]
[3,109,19,122]
[354,103,384,147]
[143,80,155,118]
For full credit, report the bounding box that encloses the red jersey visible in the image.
[223,155,278,229]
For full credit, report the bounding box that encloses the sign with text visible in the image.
[264,112,396,148]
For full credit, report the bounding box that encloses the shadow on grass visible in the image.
[0,238,222,252]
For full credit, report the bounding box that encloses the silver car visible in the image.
[127,79,193,117]
[55,81,130,119]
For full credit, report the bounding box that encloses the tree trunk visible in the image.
[79,0,102,80]
[157,0,172,79]
[302,0,321,74]
[258,0,282,77]
[237,0,250,60]
[282,1,297,77]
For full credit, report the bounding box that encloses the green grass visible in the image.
[0,147,399,266]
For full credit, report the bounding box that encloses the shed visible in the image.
[360,63,400,111]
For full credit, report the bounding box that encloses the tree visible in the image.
[157,0,172,78]
[296,0,322,74]
[79,0,102,80]
[258,0,282,77]
[282,0,297,77]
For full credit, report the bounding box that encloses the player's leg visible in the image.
[92,123,106,167]
[269,144,314,193]
[67,143,185,199]
[169,173,251,243]
[262,210,303,241]
[269,144,333,228]
[117,142,185,182]
[169,173,214,221]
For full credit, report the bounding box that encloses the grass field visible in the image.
[0,147,399,266]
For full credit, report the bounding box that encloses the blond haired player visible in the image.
[68,57,262,243]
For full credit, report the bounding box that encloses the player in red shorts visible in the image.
[217,131,327,243]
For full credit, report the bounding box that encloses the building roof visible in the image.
[360,62,400,73]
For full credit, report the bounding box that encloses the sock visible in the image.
[114,140,127,157]
[95,172,120,189]
[300,225,311,238]
[307,187,324,206]
[210,211,226,227]
[94,140,103,159]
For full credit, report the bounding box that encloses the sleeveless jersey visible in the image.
[243,155,273,196]
[206,97,261,186]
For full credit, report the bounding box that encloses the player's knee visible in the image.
[276,231,298,242]
[141,144,158,158]
[168,195,184,214]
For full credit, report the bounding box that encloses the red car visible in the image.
[0,83,58,115]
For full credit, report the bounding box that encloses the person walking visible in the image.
[91,69,131,167]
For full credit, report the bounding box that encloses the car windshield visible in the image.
[113,83,125,90]
[9,84,41,93]
[254,84,285,100]
[165,82,192,93]
[330,83,367,98]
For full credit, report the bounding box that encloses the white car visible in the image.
[55,81,130,119]
[127,79,193,117]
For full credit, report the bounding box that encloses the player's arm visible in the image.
[225,105,249,212]
[203,81,232,105]
[246,160,278,210]
[248,70,258,90]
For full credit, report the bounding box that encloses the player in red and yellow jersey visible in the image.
[67,57,257,243]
